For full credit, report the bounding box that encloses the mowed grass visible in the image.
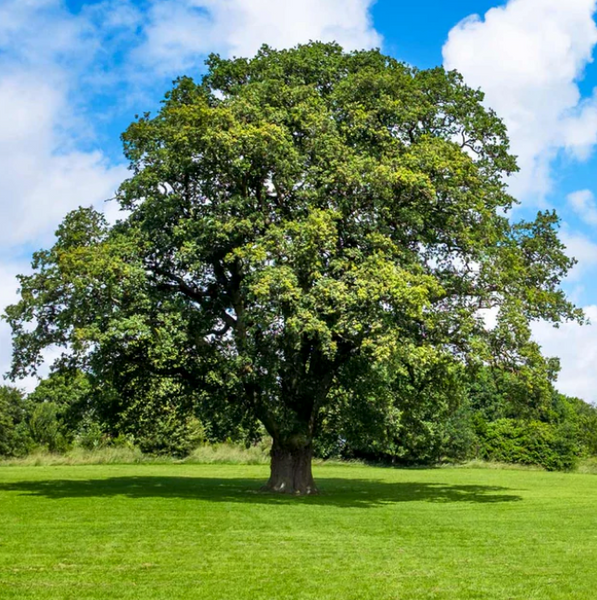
[1,464,596,599]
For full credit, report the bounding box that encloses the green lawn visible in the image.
[0,463,596,599]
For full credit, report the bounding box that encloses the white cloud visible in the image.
[560,229,597,282]
[525,231,597,403]
[442,0,597,404]
[0,1,126,248]
[443,0,597,201]
[0,74,126,248]
[568,189,597,225]
[0,261,38,392]
[0,1,127,387]
[533,308,597,403]
[139,0,382,73]
[0,0,90,66]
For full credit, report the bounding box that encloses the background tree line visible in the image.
[2,359,595,471]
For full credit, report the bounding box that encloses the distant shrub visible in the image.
[29,402,71,453]
[136,415,205,458]
[76,419,107,450]
[478,418,578,471]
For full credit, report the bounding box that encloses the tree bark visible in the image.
[263,439,318,495]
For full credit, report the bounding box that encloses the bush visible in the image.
[76,419,107,450]
[29,402,71,453]
[136,415,205,458]
[478,418,578,471]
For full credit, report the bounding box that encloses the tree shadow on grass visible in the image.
[0,476,522,507]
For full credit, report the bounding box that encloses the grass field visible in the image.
[1,463,597,599]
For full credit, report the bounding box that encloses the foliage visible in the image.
[136,414,204,457]
[75,419,109,450]
[317,364,597,471]
[0,386,32,457]
[438,402,479,462]
[4,43,582,490]
[28,370,93,427]
[27,369,97,452]
[475,418,577,471]
[28,402,70,453]
[465,367,597,470]
[549,393,597,458]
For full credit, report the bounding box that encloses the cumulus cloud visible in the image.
[531,229,597,403]
[560,229,597,281]
[443,0,597,404]
[567,189,597,226]
[0,0,91,66]
[0,0,384,245]
[0,1,127,388]
[533,308,597,403]
[0,74,126,248]
[443,0,597,201]
[0,0,127,246]
[139,0,382,73]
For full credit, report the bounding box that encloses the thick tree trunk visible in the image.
[264,439,318,495]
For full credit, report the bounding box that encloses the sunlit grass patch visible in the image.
[1,463,596,599]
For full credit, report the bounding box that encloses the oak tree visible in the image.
[6,43,581,493]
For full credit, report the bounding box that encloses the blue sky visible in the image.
[2,0,597,401]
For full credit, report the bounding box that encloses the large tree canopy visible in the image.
[6,43,582,493]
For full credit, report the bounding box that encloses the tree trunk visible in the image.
[264,439,318,495]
